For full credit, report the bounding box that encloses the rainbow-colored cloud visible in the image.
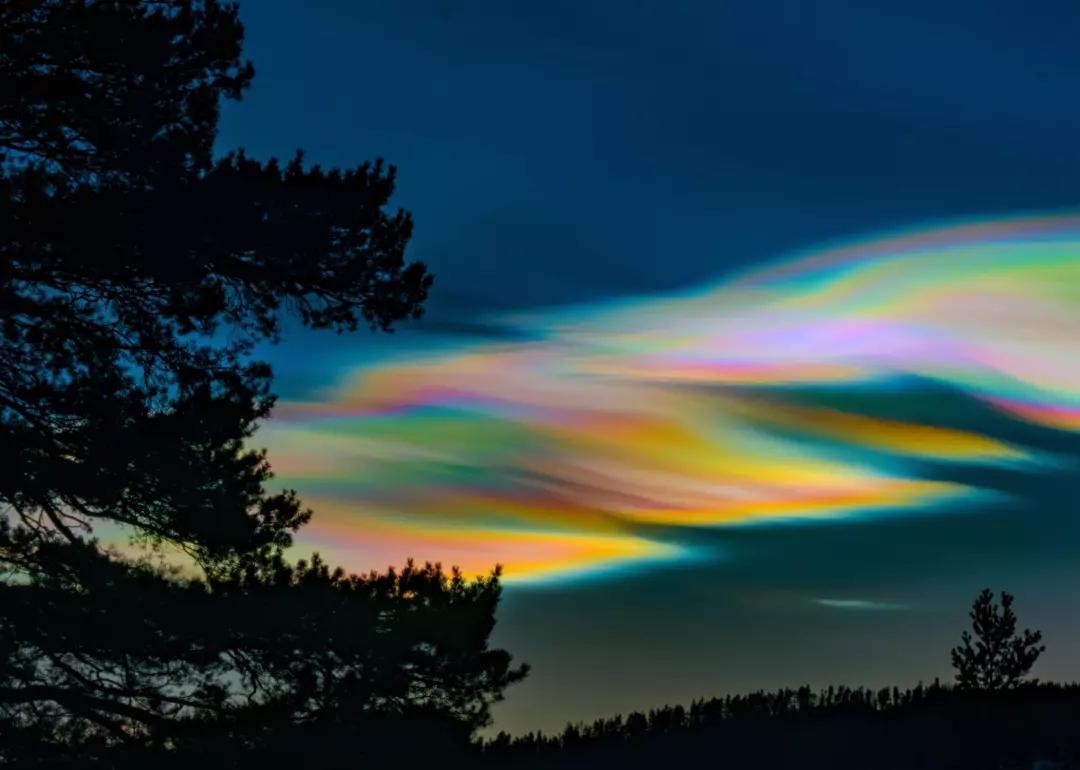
[264,213,1080,583]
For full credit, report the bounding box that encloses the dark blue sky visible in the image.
[222,0,1080,318]
[219,1,1080,734]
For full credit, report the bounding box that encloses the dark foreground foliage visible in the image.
[1,556,525,765]
[0,0,523,764]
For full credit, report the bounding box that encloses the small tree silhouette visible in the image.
[951,589,1045,690]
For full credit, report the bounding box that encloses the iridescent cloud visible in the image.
[264,212,1080,583]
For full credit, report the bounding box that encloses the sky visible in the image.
[218,0,1080,734]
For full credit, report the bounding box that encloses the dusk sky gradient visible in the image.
[217,0,1080,733]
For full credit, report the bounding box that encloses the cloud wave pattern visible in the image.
[264,213,1080,583]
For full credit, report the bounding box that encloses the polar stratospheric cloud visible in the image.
[263,213,1080,583]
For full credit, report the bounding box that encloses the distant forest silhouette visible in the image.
[1,2,1078,769]
[482,682,1080,770]
[479,589,1076,770]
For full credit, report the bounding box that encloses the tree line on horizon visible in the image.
[485,680,1080,751]
[480,679,1080,770]
[481,588,1063,768]
[0,3,1074,769]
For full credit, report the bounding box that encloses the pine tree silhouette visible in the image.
[0,2,523,765]
[951,589,1045,691]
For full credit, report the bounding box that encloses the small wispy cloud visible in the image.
[815,598,909,611]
